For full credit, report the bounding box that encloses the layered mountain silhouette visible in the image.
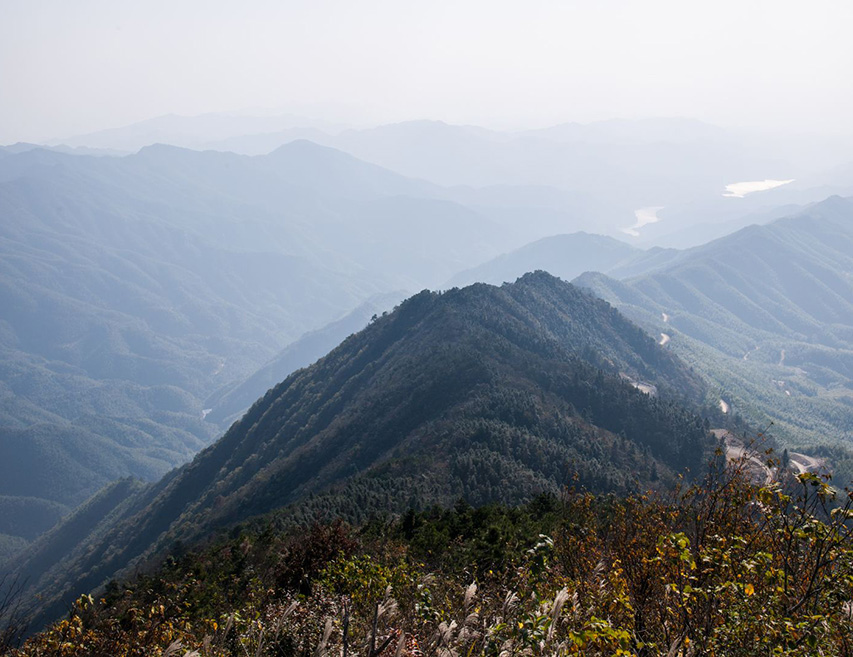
[50,114,853,248]
[446,232,641,288]
[199,118,853,238]
[0,142,515,548]
[5,273,712,632]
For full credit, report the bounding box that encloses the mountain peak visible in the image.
[266,138,342,157]
[134,142,190,156]
[261,138,436,198]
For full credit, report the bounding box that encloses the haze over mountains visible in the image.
[0,130,629,553]
[447,232,642,288]
[3,112,853,638]
[5,0,853,648]
[2,118,852,535]
[0,140,513,553]
[34,113,853,246]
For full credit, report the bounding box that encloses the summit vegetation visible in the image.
[8,454,853,656]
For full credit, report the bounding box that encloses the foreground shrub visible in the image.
[11,455,853,656]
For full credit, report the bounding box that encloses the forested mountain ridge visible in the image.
[5,273,713,633]
[577,195,853,451]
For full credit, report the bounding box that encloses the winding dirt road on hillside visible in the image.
[712,429,825,484]
[714,429,774,484]
[788,451,823,475]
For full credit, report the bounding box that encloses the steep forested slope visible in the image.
[577,196,853,449]
[6,273,712,632]
[203,292,406,428]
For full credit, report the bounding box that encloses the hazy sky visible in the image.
[1,0,852,143]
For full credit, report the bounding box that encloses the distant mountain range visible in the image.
[46,112,348,153]
[206,118,853,241]
[37,113,853,248]
[0,141,520,551]
[4,273,714,632]
[446,232,641,288]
